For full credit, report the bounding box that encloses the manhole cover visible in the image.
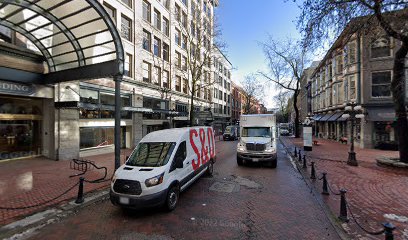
[209,182,238,193]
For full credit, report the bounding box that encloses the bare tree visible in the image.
[172,1,225,126]
[241,74,264,114]
[274,90,290,123]
[296,1,408,163]
[259,37,307,138]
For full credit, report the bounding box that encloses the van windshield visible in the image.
[242,127,271,138]
[126,142,176,167]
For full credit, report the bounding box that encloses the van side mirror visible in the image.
[176,156,184,168]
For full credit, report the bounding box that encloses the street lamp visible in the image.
[341,102,364,166]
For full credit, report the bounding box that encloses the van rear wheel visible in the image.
[206,161,214,176]
[165,185,179,211]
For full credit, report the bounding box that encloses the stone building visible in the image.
[308,15,408,149]
[0,0,222,161]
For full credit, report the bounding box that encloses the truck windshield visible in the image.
[242,127,271,137]
[126,142,176,167]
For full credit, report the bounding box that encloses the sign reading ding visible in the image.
[0,80,35,96]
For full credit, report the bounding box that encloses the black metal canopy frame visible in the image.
[0,0,124,169]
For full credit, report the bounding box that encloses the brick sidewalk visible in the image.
[281,136,408,239]
[0,149,133,226]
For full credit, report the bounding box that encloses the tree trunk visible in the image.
[293,90,300,138]
[392,42,408,163]
[189,89,195,126]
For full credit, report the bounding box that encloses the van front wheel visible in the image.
[165,186,179,211]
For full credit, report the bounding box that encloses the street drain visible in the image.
[209,182,239,193]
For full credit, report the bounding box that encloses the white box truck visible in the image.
[110,127,216,211]
[236,114,277,168]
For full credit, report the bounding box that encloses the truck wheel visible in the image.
[206,160,214,176]
[237,157,243,166]
[267,160,277,168]
[165,185,179,211]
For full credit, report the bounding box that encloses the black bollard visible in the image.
[298,150,302,162]
[303,155,307,169]
[75,177,85,204]
[321,172,329,195]
[383,222,395,240]
[294,147,297,157]
[338,189,349,222]
[310,161,316,180]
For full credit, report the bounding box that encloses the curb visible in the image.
[279,137,350,240]
[0,188,110,240]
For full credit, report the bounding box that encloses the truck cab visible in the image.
[236,114,277,168]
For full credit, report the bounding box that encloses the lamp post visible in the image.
[342,102,364,166]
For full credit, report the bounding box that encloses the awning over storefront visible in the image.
[337,114,348,122]
[318,113,335,121]
[368,108,396,122]
[312,114,323,121]
[327,112,344,122]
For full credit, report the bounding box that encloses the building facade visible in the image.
[211,47,232,135]
[309,18,408,149]
[231,81,242,125]
[0,0,221,161]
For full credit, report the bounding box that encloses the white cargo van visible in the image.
[110,127,216,211]
[236,114,277,168]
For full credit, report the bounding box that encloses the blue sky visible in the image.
[215,0,301,108]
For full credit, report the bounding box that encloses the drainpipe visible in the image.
[56,83,61,161]
[357,34,361,104]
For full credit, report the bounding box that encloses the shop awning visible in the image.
[0,0,124,84]
[317,113,334,121]
[337,114,349,122]
[312,114,323,121]
[327,112,344,121]
[368,108,396,122]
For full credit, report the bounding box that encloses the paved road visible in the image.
[27,140,341,240]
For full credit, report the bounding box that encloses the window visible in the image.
[175,51,181,68]
[182,55,187,71]
[154,9,161,30]
[336,55,343,74]
[162,17,169,36]
[182,0,188,7]
[121,15,132,42]
[346,42,356,64]
[372,71,392,98]
[163,70,169,88]
[143,30,151,51]
[349,75,356,100]
[344,78,348,101]
[175,4,181,22]
[143,61,151,83]
[163,43,169,62]
[214,103,218,113]
[171,141,186,171]
[224,80,227,88]
[153,37,161,57]
[176,76,181,92]
[153,66,161,86]
[163,0,170,9]
[124,53,132,77]
[224,92,227,102]
[143,0,151,22]
[219,90,222,100]
[175,29,181,45]
[176,103,188,112]
[182,11,187,28]
[121,0,132,8]
[371,36,391,59]
[103,2,116,23]
[196,85,200,98]
[183,78,188,94]
[182,34,187,49]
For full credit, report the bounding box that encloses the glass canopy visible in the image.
[0,0,124,81]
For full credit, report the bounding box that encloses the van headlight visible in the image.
[145,173,164,187]
[265,147,276,153]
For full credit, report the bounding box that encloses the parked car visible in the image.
[110,127,216,211]
[280,129,289,136]
[223,125,239,141]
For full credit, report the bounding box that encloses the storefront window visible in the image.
[0,96,43,160]
[80,127,124,149]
